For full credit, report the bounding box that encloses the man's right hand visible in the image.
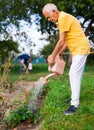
[47,55,55,65]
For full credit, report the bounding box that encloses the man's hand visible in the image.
[47,55,55,65]
[56,54,62,60]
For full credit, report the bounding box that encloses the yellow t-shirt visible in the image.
[57,11,90,55]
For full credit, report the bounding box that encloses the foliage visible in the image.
[0,40,19,62]
[3,104,34,128]
[1,63,46,128]
[0,0,94,43]
[0,0,31,31]
[86,53,94,64]
[40,33,58,59]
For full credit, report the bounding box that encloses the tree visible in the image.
[40,33,58,59]
[0,40,19,62]
[0,0,94,46]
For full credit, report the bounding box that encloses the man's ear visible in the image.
[52,9,56,13]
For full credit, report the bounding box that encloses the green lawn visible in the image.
[39,64,94,130]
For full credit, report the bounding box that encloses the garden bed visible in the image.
[0,80,35,130]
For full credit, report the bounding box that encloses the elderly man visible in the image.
[42,3,90,115]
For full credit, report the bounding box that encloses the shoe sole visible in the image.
[64,112,74,115]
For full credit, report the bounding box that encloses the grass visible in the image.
[39,64,94,130]
[1,63,49,82]
[1,63,94,130]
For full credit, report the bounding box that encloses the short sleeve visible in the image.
[58,14,73,33]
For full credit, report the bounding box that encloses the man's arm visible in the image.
[48,32,66,64]
[57,43,67,59]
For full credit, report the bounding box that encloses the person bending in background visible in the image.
[42,3,90,115]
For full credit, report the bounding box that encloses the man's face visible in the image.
[43,10,58,24]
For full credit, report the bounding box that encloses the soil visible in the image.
[12,120,42,130]
[0,80,44,130]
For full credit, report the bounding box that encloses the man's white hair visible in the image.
[43,3,58,13]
